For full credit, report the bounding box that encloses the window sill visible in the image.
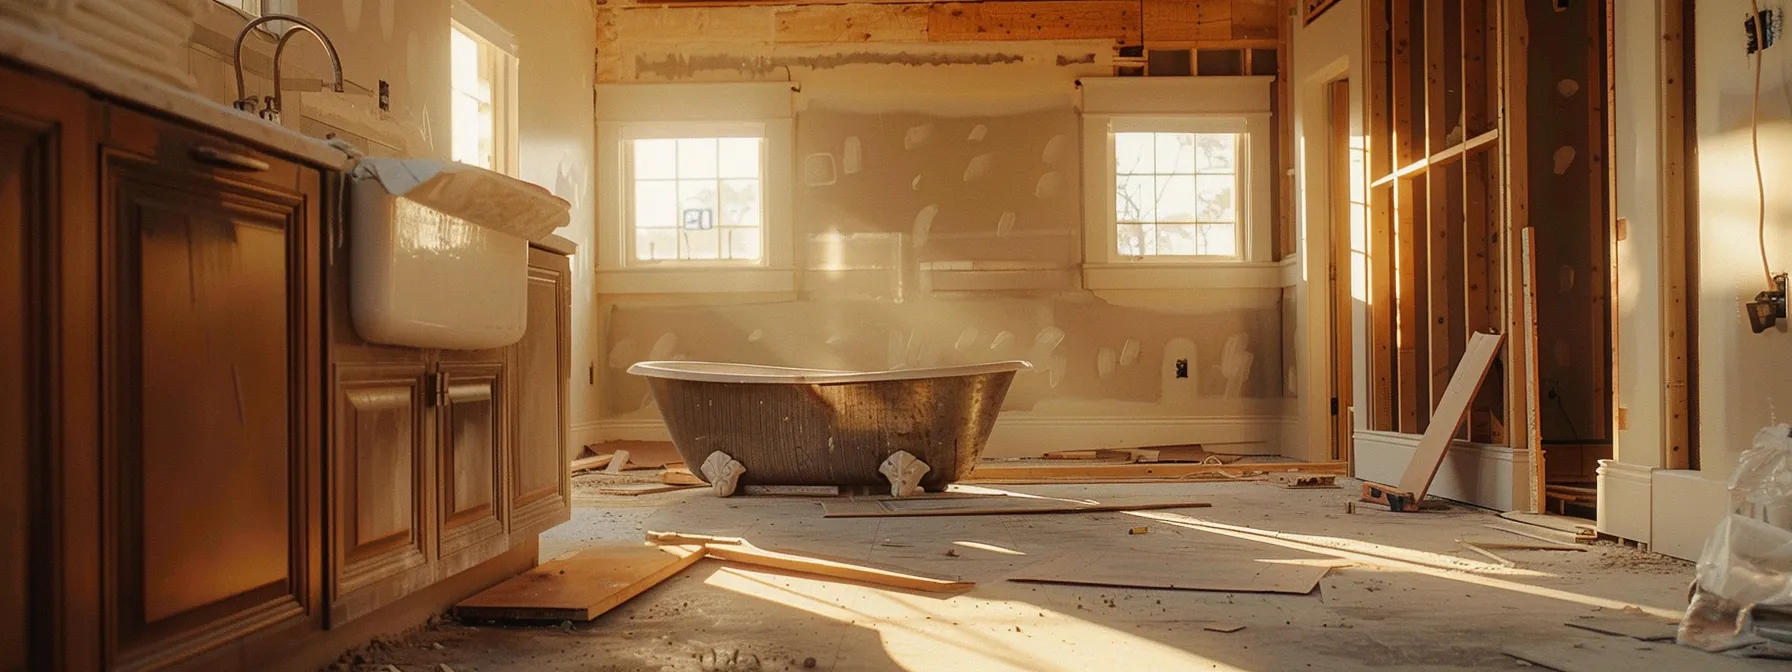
[1082,262,1286,290]
[597,267,796,294]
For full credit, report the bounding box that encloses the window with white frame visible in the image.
[627,134,765,262]
[1079,77,1274,287]
[595,83,794,294]
[450,2,516,175]
[1114,131,1242,258]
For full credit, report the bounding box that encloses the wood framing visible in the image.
[1659,0,1693,470]
[926,1,1143,45]
[1361,0,1528,490]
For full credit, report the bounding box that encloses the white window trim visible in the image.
[596,83,796,294]
[451,0,518,176]
[1079,76,1276,290]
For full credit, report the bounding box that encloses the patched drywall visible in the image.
[595,3,1297,453]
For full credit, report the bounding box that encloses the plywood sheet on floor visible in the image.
[1503,638,1779,672]
[1010,554,1329,594]
[455,543,702,621]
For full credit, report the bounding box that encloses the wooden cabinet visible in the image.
[1,62,570,670]
[0,66,96,672]
[509,248,574,541]
[323,204,571,630]
[97,106,324,670]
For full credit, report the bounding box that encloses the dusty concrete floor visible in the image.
[339,478,1788,671]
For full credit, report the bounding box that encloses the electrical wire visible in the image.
[1753,0,1775,288]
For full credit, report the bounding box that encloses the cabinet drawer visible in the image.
[105,105,302,193]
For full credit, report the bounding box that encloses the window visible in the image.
[595,82,795,293]
[450,2,516,175]
[1078,77,1275,289]
[1114,131,1241,258]
[628,136,764,262]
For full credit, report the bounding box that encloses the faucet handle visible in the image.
[258,96,281,123]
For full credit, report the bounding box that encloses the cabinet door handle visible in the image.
[190,146,271,172]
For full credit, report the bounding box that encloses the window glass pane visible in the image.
[1156,224,1203,255]
[633,139,677,180]
[1117,223,1149,257]
[1198,223,1237,256]
[637,229,678,260]
[1195,174,1237,222]
[682,228,721,260]
[1116,174,1154,223]
[676,138,718,179]
[1114,133,1153,176]
[633,181,677,229]
[677,180,718,234]
[720,179,761,228]
[727,228,762,261]
[451,29,479,92]
[1154,174,1198,222]
[1197,134,1237,173]
[1154,133,1196,174]
[717,138,762,179]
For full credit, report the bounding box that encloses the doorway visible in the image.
[1327,78,1354,463]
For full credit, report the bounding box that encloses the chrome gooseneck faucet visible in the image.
[231,14,345,123]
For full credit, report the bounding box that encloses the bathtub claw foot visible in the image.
[701,451,747,498]
[879,450,930,498]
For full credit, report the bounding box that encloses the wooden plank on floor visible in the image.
[596,483,699,496]
[1502,639,1772,672]
[967,460,1346,482]
[927,1,1141,45]
[1562,615,1680,642]
[1395,331,1504,497]
[704,542,974,593]
[822,497,1211,519]
[1010,555,1328,595]
[454,544,703,621]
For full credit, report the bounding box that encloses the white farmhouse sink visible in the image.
[349,159,569,350]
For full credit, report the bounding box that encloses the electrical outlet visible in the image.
[1174,358,1189,379]
[1746,8,1783,55]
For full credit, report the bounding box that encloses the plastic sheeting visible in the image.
[1680,425,1792,650]
[350,158,570,242]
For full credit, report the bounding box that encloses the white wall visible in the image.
[1693,0,1792,480]
[1290,0,1363,463]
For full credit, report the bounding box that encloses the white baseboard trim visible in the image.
[1353,431,1530,511]
[590,415,1301,458]
[1596,459,1654,544]
[1649,468,1727,560]
[569,421,605,452]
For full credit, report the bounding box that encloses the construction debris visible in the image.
[1270,473,1339,489]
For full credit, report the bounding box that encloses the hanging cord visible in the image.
[1753,0,1775,288]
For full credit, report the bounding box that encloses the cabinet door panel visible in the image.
[436,360,507,577]
[101,146,315,668]
[329,363,432,626]
[0,73,77,672]
[510,250,571,538]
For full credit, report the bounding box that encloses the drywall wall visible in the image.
[177,0,601,436]
[1608,0,1668,471]
[1290,0,1362,463]
[594,1,1298,455]
[1694,0,1792,479]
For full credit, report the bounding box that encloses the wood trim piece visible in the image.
[1659,0,1692,470]
[1395,332,1505,497]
